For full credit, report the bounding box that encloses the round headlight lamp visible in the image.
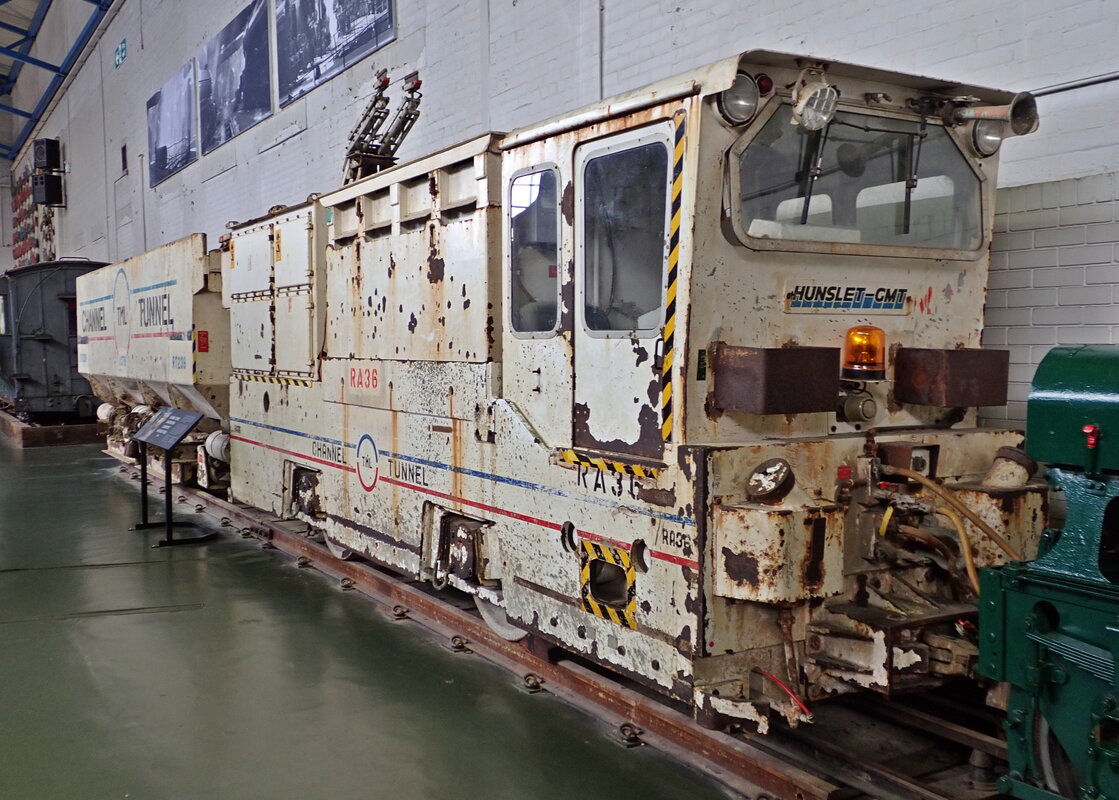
[972,118,1005,157]
[794,82,839,131]
[717,72,762,126]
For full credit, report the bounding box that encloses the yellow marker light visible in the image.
[842,325,886,381]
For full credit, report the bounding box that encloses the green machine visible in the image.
[980,345,1119,800]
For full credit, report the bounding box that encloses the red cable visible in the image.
[758,670,813,720]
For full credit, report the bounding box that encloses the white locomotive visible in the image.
[79,50,1045,731]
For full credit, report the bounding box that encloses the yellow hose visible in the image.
[936,505,980,594]
[881,466,1022,561]
[878,506,894,537]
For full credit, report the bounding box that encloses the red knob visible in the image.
[1083,424,1100,449]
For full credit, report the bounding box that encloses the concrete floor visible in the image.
[0,444,731,800]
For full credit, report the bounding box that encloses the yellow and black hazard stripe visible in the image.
[234,373,314,388]
[662,110,685,442]
[558,448,660,480]
[579,540,637,629]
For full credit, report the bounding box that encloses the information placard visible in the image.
[134,407,205,450]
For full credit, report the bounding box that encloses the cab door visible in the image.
[573,124,673,460]
[501,157,571,449]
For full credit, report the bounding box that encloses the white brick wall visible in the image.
[981,175,1119,426]
[8,0,1119,271]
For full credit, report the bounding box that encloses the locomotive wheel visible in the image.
[1036,716,1081,799]
[323,534,355,561]
[475,595,527,641]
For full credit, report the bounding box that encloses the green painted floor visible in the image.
[0,444,732,800]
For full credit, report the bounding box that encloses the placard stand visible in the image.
[129,407,218,547]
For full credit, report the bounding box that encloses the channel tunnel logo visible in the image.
[356,434,380,492]
[112,268,131,356]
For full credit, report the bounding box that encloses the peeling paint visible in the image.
[722,547,759,585]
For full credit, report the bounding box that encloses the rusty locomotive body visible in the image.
[80,51,1044,731]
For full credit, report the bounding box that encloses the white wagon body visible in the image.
[77,234,230,421]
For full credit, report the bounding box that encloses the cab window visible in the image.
[738,104,981,252]
[582,141,668,333]
[509,168,559,335]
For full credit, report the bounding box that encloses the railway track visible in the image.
[127,465,1013,800]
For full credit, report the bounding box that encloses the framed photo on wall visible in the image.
[198,0,272,155]
[276,0,395,107]
[146,62,198,186]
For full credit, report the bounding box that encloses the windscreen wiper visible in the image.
[799,123,831,225]
[902,116,927,235]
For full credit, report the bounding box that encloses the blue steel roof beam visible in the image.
[0,43,58,73]
[0,20,31,37]
[0,0,53,96]
[3,1,110,159]
[0,101,32,118]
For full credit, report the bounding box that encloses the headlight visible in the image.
[972,118,1005,156]
[794,82,838,131]
[717,72,762,126]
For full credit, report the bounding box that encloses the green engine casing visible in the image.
[980,345,1119,800]
[1027,345,1119,474]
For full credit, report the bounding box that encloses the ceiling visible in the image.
[0,0,113,161]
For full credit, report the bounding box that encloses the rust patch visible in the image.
[561,180,574,225]
[633,343,649,367]
[683,590,700,615]
[637,486,674,506]
[676,447,694,481]
[427,255,445,283]
[675,624,693,657]
[886,387,904,414]
[388,253,396,278]
[559,259,575,334]
[407,313,418,333]
[722,547,759,585]
[802,516,826,588]
[573,402,663,459]
[426,230,445,283]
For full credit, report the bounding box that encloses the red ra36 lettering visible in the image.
[350,367,378,389]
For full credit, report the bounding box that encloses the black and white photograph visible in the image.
[198,0,272,155]
[146,62,198,186]
[276,0,395,108]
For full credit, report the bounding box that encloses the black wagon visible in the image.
[0,259,108,422]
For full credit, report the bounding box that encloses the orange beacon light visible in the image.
[842,325,886,381]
